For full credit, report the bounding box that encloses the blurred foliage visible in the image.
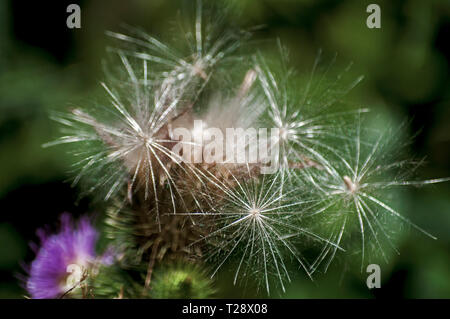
[0,0,449,298]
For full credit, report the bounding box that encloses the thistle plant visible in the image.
[24,2,448,298]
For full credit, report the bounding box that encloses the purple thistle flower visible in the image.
[26,213,105,299]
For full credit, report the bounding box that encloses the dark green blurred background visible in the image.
[0,0,449,298]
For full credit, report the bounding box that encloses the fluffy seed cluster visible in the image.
[34,2,448,297]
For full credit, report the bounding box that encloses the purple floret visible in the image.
[26,213,99,299]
